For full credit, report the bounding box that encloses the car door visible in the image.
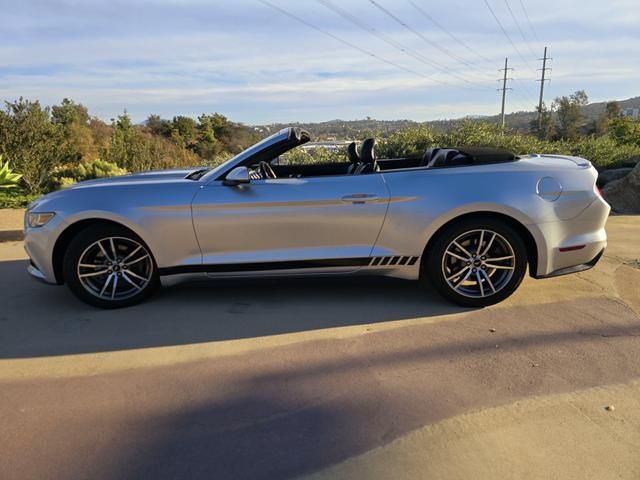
[191,174,390,271]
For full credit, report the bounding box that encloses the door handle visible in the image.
[341,194,379,204]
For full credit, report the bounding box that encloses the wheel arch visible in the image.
[52,218,148,284]
[420,211,540,279]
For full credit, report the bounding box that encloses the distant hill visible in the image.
[255,96,640,140]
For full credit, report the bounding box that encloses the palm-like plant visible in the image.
[0,156,22,189]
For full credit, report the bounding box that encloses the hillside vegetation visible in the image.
[1,92,639,208]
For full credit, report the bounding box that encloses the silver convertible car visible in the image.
[24,127,610,308]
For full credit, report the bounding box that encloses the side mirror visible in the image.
[223,166,250,186]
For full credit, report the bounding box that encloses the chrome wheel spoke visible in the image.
[453,241,472,257]
[453,268,473,290]
[126,254,150,266]
[485,264,515,270]
[485,255,514,262]
[121,272,142,291]
[446,265,469,281]
[109,238,118,261]
[481,233,496,256]
[476,270,485,297]
[111,274,119,299]
[79,269,110,278]
[98,241,112,262]
[123,245,142,263]
[481,269,496,293]
[445,250,468,262]
[99,273,113,297]
[124,269,149,282]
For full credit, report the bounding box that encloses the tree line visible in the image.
[0,98,259,194]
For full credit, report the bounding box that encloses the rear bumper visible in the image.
[533,196,610,277]
[533,248,604,279]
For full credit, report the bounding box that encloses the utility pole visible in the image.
[537,46,552,131]
[497,57,513,132]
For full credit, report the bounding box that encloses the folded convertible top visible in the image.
[455,146,516,164]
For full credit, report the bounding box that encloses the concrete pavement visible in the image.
[0,216,638,479]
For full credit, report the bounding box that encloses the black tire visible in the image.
[63,224,160,309]
[423,217,527,307]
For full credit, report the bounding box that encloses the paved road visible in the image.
[0,217,639,479]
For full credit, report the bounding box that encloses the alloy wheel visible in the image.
[441,229,516,298]
[76,236,154,301]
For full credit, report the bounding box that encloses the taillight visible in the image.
[594,183,603,198]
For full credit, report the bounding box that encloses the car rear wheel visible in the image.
[63,225,160,308]
[424,218,527,307]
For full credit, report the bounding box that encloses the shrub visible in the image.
[378,121,640,171]
[48,159,127,190]
[0,188,39,208]
[0,156,22,189]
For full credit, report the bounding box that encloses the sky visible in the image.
[1,0,639,125]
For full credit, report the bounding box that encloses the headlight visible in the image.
[27,212,56,228]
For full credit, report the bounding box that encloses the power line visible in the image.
[406,0,493,65]
[482,0,536,74]
[315,0,486,89]
[517,0,540,43]
[366,0,493,89]
[258,0,435,80]
[502,0,537,56]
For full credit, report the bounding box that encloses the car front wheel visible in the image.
[63,225,160,308]
[424,218,527,307]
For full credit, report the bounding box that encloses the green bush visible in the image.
[280,147,346,165]
[48,159,127,190]
[0,188,39,209]
[379,121,640,171]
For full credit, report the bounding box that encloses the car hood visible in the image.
[66,168,203,189]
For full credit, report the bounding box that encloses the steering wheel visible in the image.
[259,161,277,179]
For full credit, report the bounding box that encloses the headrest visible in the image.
[360,138,376,164]
[422,148,441,166]
[347,142,360,164]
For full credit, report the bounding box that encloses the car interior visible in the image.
[245,137,517,180]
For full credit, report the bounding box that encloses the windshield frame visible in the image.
[201,128,309,183]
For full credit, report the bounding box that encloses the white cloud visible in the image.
[1,0,638,123]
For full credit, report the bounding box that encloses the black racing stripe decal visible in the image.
[159,257,371,276]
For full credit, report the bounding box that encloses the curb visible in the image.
[0,230,23,242]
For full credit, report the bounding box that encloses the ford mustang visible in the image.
[24,127,610,308]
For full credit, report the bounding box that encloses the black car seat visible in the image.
[421,147,441,167]
[347,141,360,174]
[354,138,380,174]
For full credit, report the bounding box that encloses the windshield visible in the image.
[201,128,290,182]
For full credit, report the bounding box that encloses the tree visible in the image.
[610,116,640,147]
[102,112,156,172]
[51,98,90,127]
[553,90,588,140]
[595,101,622,135]
[170,116,198,148]
[0,98,65,193]
[146,114,171,137]
[529,102,555,140]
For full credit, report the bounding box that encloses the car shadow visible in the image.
[0,259,470,358]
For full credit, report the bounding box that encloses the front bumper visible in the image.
[27,261,57,284]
